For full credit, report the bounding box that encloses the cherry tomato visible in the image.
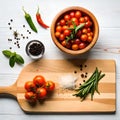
[24,81,36,92]
[74,38,81,45]
[79,42,86,49]
[33,75,46,88]
[72,44,79,50]
[62,25,69,31]
[90,32,94,36]
[79,17,85,23]
[45,81,55,91]
[25,91,37,103]
[87,36,93,42]
[81,34,88,42]
[82,28,88,34]
[61,40,66,47]
[56,25,62,32]
[84,16,90,22]
[69,24,74,29]
[36,88,47,99]
[69,11,75,18]
[60,19,66,26]
[76,30,82,38]
[85,21,92,28]
[75,11,82,19]
[66,41,71,49]
[63,29,71,36]
[59,34,65,41]
[64,14,71,21]
[71,17,79,25]
[55,31,60,38]
[87,28,91,33]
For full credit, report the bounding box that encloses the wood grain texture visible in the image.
[0,59,116,113]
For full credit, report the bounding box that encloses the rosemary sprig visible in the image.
[73,67,105,101]
[66,23,85,42]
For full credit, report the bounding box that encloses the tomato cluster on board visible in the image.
[55,10,94,50]
[24,75,55,103]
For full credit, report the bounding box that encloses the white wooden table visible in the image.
[0,0,120,119]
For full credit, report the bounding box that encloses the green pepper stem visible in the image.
[22,6,27,15]
[37,6,40,14]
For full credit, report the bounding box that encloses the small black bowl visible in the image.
[26,40,45,60]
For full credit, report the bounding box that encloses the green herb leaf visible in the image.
[15,54,24,64]
[75,23,85,34]
[9,56,16,67]
[2,50,12,58]
[2,49,24,68]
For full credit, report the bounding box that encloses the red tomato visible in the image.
[76,30,82,38]
[72,44,79,50]
[61,40,66,47]
[62,25,69,31]
[45,81,55,91]
[56,25,62,32]
[75,11,82,19]
[79,17,85,23]
[87,28,91,33]
[85,21,92,28]
[84,16,90,22]
[74,38,81,45]
[60,19,66,26]
[82,28,88,34]
[33,75,46,88]
[36,88,47,99]
[25,91,37,103]
[87,36,93,42]
[66,41,71,49]
[71,17,79,25]
[55,31,60,38]
[81,34,88,42]
[64,14,71,21]
[69,11,75,18]
[90,32,94,36]
[59,34,65,41]
[24,81,36,92]
[63,29,71,36]
[79,42,86,49]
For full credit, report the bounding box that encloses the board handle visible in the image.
[0,82,17,97]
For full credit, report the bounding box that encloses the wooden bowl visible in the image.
[51,6,99,55]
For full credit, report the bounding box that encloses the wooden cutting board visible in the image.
[0,59,116,113]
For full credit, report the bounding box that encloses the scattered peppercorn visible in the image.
[74,70,77,74]
[84,65,87,67]
[9,27,12,30]
[83,80,86,82]
[9,47,12,49]
[81,74,84,78]
[10,19,13,22]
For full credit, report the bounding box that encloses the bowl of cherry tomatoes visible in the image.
[51,6,99,55]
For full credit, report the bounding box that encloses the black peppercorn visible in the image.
[26,40,45,59]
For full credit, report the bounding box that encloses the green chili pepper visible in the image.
[22,7,37,33]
